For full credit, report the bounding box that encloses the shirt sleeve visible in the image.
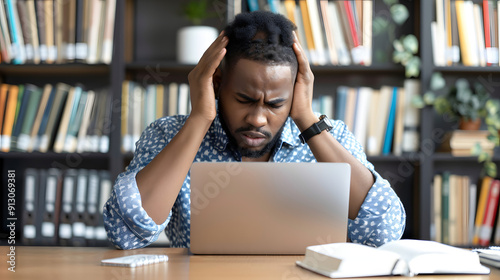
[331,120,406,247]
[103,118,173,249]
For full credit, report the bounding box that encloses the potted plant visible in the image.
[177,0,219,64]
[415,73,490,130]
[413,72,500,176]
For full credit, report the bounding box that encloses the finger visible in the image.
[197,34,228,77]
[292,32,311,73]
[200,31,227,61]
[293,41,311,76]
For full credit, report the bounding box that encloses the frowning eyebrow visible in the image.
[236,92,286,105]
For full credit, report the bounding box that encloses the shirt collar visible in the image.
[210,115,302,152]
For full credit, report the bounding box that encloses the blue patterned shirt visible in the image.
[104,114,406,249]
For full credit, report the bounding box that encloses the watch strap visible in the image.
[299,123,322,144]
[299,115,332,144]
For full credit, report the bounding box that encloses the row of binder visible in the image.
[22,168,112,246]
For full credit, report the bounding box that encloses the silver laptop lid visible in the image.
[190,162,351,254]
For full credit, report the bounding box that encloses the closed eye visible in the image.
[237,99,252,104]
[267,98,286,109]
[268,103,283,109]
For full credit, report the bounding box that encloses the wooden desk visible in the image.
[0,246,498,280]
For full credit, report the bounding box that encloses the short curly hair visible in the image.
[223,11,298,76]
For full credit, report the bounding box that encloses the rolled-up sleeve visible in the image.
[103,118,176,249]
[348,171,406,247]
[331,120,406,247]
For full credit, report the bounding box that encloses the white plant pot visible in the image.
[177,26,219,64]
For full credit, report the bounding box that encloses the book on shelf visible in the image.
[0,0,12,63]
[473,176,493,245]
[431,172,474,246]
[121,81,193,153]
[392,86,406,156]
[0,84,7,144]
[329,84,411,156]
[431,174,443,242]
[5,0,26,64]
[296,239,489,278]
[0,0,116,64]
[39,83,71,153]
[439,130,495,156]
[433,0,500,67]
[0,82,110,154]
[26,84,53,152]
[382,87,398,155]
[1,84,18,151]
[10,84,38,151]
[244,0,370,66]
[478,178,500,246]
[53,85,82,153]
[352,87,372,150]
[75,90,96,153]
[22,168,112,247]
[401,79,420,153]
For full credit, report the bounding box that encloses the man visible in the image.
[104,11,405,249]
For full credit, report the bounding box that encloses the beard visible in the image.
[218,102,286,159]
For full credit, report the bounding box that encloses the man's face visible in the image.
[218,58,295,160]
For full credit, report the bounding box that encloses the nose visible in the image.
[245,106,267,128]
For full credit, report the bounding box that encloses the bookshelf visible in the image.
[0,0,125,246]
[419,0,500,245]
[5,0,498,247]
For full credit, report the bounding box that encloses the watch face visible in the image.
[320,115,333,130]
[323,117,333,128]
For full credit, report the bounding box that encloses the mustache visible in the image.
[235,126,272,138]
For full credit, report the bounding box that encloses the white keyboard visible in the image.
[101,254,168,268]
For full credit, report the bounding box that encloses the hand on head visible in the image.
[187,31,228,123]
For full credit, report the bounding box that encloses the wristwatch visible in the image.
[299,115,333,144]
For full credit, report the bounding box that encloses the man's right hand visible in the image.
[187,31,228,123]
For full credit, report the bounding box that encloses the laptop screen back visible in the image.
[190,162,351,254]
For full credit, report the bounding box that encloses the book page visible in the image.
[379,240,489,275]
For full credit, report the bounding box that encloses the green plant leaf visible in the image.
[485,161,497,177]
[486,99,500,114]
[373,17,390,35]
[393,50,406,63]
[393,39,404,52]
[488,125,497,134]
[471,143,482,156]
[391,4,409,25]
[478,150,490,162]
[430,72,445,91]
[402,35,419,54]
[455,78,469,91]
[423,92,436,105]
[405,56,420,78]
[411,95,425,108]
[183,0,212,25]
[434,96,451,114]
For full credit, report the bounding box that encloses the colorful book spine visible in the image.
[382,87,398,155]
[479,179,500,246]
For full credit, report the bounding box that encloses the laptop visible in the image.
[189,162,351,254]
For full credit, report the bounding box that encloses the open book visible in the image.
[296,239,490,278]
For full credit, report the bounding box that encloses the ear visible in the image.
[213,67,223,99]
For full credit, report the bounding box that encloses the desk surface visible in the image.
[0,246,498,280]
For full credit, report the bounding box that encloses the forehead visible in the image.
[224,59,294,93]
